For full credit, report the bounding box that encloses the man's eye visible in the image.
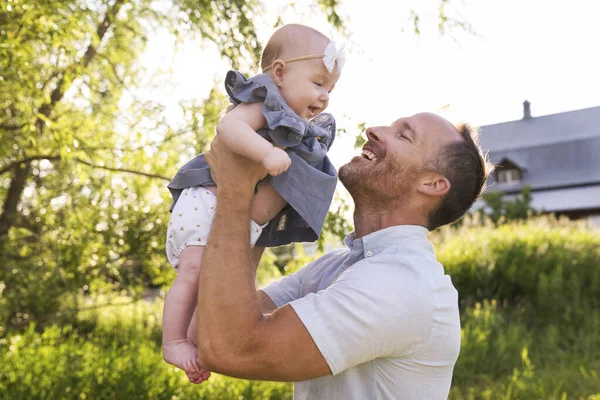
[314,82,323,87]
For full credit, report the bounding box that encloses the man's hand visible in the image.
[205,135,267,192]
[262,147,291,176]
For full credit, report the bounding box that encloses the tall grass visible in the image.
[437,216,600,399]
[0,299,291,400]
[1,216,599,399]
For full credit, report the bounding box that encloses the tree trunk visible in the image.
[0,161,31,239]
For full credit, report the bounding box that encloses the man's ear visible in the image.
[417,173,450,198]
[271,60,286,86]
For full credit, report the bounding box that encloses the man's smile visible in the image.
[360,142,383,163]
[361,149,377,162]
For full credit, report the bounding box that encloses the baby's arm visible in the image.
[216,102,291,176]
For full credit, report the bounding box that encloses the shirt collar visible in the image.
[344,225,430,258]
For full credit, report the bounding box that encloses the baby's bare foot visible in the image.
[186,369,211,384]
[163,339,201,378]
[182,338,211,384]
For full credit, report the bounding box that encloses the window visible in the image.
[497,169,521,184]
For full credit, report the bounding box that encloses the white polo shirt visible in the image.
[262,225,461,400]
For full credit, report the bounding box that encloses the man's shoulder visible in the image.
[342,248,453,309]
[358,245,438,276]
[311,247,349,266]
[293,247,348,280]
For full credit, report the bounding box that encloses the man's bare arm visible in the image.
[197,138,330,381]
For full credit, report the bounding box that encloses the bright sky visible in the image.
[137,0,600,169]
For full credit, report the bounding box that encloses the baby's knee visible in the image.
[177,257,202,278]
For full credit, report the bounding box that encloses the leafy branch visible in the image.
[0,155,170,181]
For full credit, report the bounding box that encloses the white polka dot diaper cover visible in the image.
[165,186,266,269]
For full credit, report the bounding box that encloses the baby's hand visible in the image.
[262,147,291,176]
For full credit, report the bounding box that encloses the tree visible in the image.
[0,0,350,332]
[478,185,539,224]
[0,0,471,333]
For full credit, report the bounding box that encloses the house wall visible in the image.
[587,214,600,229]
[554,208,600,228]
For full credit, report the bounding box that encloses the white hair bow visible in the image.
[322,42,346,73]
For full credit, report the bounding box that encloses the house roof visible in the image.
[478,105,600,192]
[478,105,600,152]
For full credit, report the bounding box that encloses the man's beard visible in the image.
[339,158,420,209]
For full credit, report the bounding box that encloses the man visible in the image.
[197,112,491,399]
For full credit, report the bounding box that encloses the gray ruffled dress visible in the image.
[167,70,338,247]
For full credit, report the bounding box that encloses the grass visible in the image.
[3,217,600,399]
[0,298,291,400]
[1,297,598,399]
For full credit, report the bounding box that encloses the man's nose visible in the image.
[366,127,382,142]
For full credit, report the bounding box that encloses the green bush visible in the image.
[2,294,597,400]
[2,217,599,399]
[0,301,292,400]
[433,216,600,398]
[435,216,600,327]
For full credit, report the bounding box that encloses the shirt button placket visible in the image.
[366,250,373,257]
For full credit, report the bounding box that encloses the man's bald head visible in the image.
[261,24,331,71]
[417,112,462,137]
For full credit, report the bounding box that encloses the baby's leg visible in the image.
[185,309,212,384]
[251,183,288,225]
[187,309,198,347]
[162,246,206,379]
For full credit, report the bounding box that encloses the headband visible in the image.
[262,41,346,73]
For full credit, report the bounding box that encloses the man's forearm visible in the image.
[197,183,263,361]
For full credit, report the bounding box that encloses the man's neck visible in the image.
[353,202,427,239]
